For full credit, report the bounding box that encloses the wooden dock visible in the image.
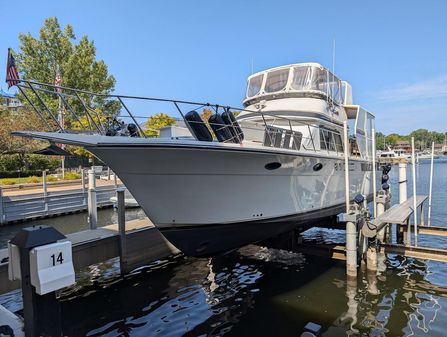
[0,218,180,295]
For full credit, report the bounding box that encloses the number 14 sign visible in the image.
[29,241,75,295]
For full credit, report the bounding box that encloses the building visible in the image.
[0,89,23,110]
[393,140,411,154]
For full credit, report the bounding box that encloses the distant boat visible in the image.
[376,148,410,160]
[417,152,440,161]
[110,191,139,208]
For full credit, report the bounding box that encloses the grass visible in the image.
[0,172,82,186]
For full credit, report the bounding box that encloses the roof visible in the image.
[0,89,16,99]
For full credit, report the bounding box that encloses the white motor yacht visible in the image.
[13,62,379,256]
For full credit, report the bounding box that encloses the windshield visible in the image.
[245,65,343,104]
[246,74,264,98]
[264,69,289,93]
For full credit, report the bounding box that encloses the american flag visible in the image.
[6,48,19,88]
[54,66,62,93]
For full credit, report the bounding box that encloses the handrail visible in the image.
[9,78,367,157]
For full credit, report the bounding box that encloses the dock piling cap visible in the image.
[10,225,66,249]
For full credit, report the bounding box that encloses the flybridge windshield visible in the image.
[246,65,343,104]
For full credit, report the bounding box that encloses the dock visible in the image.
[0,217,179,295]
[0,178,123,225]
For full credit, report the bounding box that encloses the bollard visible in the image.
[117,188,128,274]
[398,162,407,204]
[8,226,75,337]
[87,170,97,229]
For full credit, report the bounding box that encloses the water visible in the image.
[2,158,447,336]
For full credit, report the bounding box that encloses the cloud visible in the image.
[375,75,447,102]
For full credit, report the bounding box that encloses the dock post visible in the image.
[0,187,4,225]
[88,169,97,229]
[42,171,48,215]
[398,162,407,204]
[346,214,358,278]
[42,171,48,197]
[405,218,411,246]
[114,172,118,189]
[81,169,86,206]
[117,188,128,274]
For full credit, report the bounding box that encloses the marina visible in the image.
[1,159,447,336]
[2,2,447,336]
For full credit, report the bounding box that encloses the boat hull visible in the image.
[158,204,345,256]
[86,143,375,256]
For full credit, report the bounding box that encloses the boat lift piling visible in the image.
[411,137,418,245]
[343,121,358,278]
[428,142,435,226]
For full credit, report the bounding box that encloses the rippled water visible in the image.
[1,158,447,336]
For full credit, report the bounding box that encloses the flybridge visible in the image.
[243,63,353,108]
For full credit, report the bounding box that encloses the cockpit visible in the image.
[243,63,350,107]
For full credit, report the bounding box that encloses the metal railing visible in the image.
[10,78,351,155]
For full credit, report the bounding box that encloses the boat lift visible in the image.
[295,132,445,278]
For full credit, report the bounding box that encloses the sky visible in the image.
[1,0,447,134]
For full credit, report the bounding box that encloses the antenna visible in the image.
[332,39,336,75]
[251,58,254,75]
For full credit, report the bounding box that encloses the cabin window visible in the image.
[312,68,328,93]
[334,133,343,152]
[291,66,313,90]
[264,69,289,93]
[320,128,342,152]
[319,129,329,150]
[246,74,264,98]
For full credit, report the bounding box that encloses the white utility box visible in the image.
[29,241,75,295]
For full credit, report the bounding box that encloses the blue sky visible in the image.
[1,0,447,134]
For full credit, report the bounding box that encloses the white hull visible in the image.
[89,145,374,227]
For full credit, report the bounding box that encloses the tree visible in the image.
[375,131,386,150]
[16,17,118,129]
[144,113,176,137]
[0,107,48,155]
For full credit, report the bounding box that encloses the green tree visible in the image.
[16,17,118,129]
[0,106,48,154]
[375,131,386,150]
[144,113,176,137]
